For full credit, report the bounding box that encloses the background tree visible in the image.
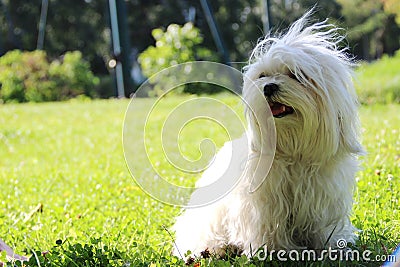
[336,0,400,59]
[382,0,400,25]
[0,0,399,96]
[0,0,109,74]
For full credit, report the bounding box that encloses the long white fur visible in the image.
[173,11,364,257]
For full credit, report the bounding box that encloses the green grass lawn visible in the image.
[0,97,399,266]
[355,50,400,105]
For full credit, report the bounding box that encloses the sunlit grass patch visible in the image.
[0,98,398,266]
[355,51,400,104]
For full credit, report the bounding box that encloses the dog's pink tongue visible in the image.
[270,104,286,116]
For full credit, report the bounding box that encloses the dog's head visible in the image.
[243,11,364,162]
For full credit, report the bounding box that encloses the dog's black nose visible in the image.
[263,83,279,97]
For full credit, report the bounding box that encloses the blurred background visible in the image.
[0,0,399,101]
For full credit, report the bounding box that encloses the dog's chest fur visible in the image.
[229,154,356,250]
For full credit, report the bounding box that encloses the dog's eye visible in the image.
[259,73,266,79]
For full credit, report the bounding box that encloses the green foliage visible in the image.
[355,50,400,104]
[0,50,54,103]
[49,51,99,99]
[1,1,109,69]
[336,0,400,59]
[382,0,400,25]
[1,0,400,72]
[0,50,99,103]
[139,23,202,75]
[138,23,218,96]
[0,98,399,266]
[24,238,126,267]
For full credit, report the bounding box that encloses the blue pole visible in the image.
[261,0,272,33]
[37,0,49,50]
[199,0,231,66]
[108,0,125,98]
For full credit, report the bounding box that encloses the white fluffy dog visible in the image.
[173,12,364,258]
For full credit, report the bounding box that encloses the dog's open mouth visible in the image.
[269,102,294,118]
